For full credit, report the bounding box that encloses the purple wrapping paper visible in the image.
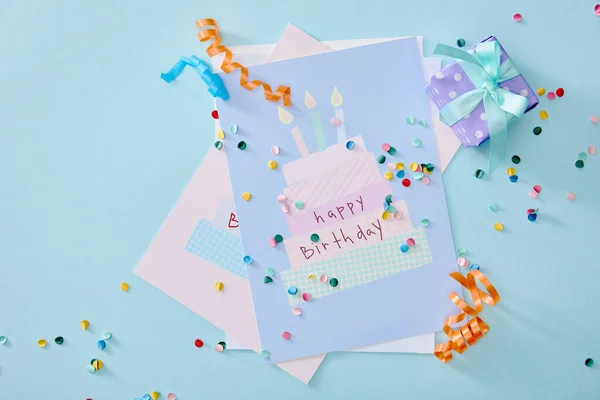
[426,36,539,147]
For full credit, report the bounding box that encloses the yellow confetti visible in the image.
[536,88,545,96]
[241,192,251,201]
[120,282,129,292]
[382,211,390,220]
[215,281,224,291]
[151,392,160,400]
[494,223,504,231]
[81,320,89,330]
[217,130,225,139]
[383,171,394,180]
[93,359,104,371]
[37,339,47,348]
[539,110,548,120]
[506,167,516,176]
[308,274,315,280]
[395,162,405,171]
[409,162,419,172]
[267,160,278,170]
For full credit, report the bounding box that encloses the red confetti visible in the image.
[194,339,204,348]
[513,13,522,22]
[211,110,219,119]
[556,88,564,97]
[402,178,411,187]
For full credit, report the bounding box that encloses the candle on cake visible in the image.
[305,91,327,151]
[331,86,346,144]
[278,106,309,158]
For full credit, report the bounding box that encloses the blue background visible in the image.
[1,0,599,398]
[216,38,460,363]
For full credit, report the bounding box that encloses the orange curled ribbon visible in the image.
[196,19,292,107]
[434,270,500,363]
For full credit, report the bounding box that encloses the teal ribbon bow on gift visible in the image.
[433,40,530,173]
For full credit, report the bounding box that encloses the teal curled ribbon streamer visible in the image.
[433,41,529,173]
[160,55,229,100]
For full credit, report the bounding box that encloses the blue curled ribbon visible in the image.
[160,56,229,100]
[433,41,529,172]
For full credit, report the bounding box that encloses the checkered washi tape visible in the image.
[185,218,248,279]
[281,228,431,305]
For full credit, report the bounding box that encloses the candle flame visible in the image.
[278,105,294,124]
[331,86,343,107]
[304,90,317,109]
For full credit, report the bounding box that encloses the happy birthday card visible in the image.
[216,38,461,363]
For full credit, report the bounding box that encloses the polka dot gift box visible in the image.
[426,36,539,148]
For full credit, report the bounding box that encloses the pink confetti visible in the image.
[589,146,596,155]
[591,116,599,124]
[381,143,391,152]
[167,394,177,400]
[421,176,430,185]
[302,292,311,302]
[277,194,287,203]
[595,4,600,15]
[214,343,224,352]
[566,192,576,201]
[271,145,280,155]
[406,238,416,247]
[269,238,277,247]
[387,162,396,171]
[529,190,539,199]
[513,13,523,22]
[546,92,556,100]
[281,204,291,213]
[392,211,402,220]
[292,308,302,316]
[457,257,470,269]
[533,184,542,193]
[331,117,341,126]
[527,208,536,215]
[319,274,328,283]
[282,331,291,340]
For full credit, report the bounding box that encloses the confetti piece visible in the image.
[267,160,278,169]
[406,238,416,247]
[81,320,89,330]
[384,171,394,180]
[308,274,315,279]
[400,244,409,253]
[566,192,576,201]
[277,194,287,203]
[38,339,47,348]
[585,358,594,367]
[281,204,290,213]
[392,211,402,220]
[237,141,247,150]
[507,167,516,176]
[320,274,328,283]
[421,176,430,185]
[243,255,253,265]
[529,190,538,199]
[302,292,311,301]
[261,350,270,358]
[575,160,585,168]
[509,175,518,183]
[589,146,596,155]
[230,124,238,134]
[214,342,226,352]
[194,339,204,348]
[527,212,537,222]
[120,282,129,292]
[101,332,112,341]
[293,308,302,316]
[86,365,96,374]
[533,184,542,193]
[273,234,283,244]
[92,359,104,371]
[494,223,504,231]
[457,248,468,257]
[282,332,291,340]
[310,233,320,242]
[596,4,600,15]
[546,92,555,100]
[264,276,273,284]
[271,145,280,155]
[457,257,469,269]
[151,392,160,400]
[469,264,481,271]
[241,192,251,201]
[287,286,298,295]
[214,141,223,150]
[590,116,599,124]
[536,88,545,96]
[419,120,427,127]
[216,130,225,139]
[456,38,466,47]
[488,203,499,212]
[533,126,542,135]
[331,117,341,126]
[511,155,521,164]
[0,336,7,345]
[412,138,422,147]
[513,13,522,22]
[382,211,390,220]
[402,178,411,187]
[211,110,219,119]
[142,393,151,400]
[413,172,424,180]
[265,268,275,277]
[420,218,430,227]
[578,152,588,161]
[167,394,177,400]
[214,281,224,291]
[329,278,339,287]
[386,162,396,171]
[556,88,564,97]
[387,146,397,155]
[475,169,484,178]
[346,141,355,150]
[377,155,386,164]
[54,336,64,345]
[97,340,106,350]
[406,116,415,125]
[539,110,548,120]
[381,143,391,152]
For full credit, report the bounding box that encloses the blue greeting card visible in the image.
[216,38,460,363]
